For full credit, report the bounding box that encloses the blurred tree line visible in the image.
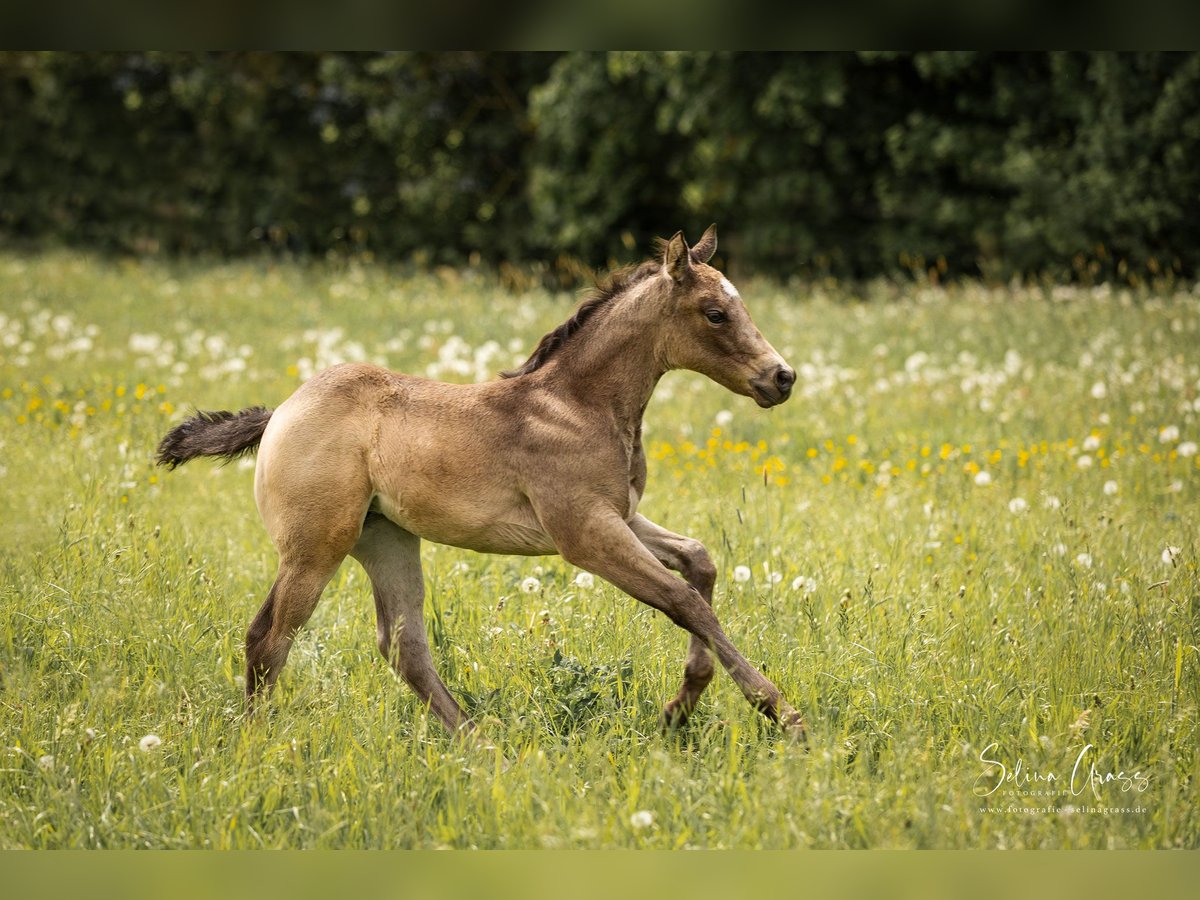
[2,51,1199,283]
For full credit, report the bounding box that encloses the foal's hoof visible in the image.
[659,700,693,731]
[780,711,809,746]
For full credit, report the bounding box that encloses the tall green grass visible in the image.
[1,253,1197,847]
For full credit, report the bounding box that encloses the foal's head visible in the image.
[656,225,795,408]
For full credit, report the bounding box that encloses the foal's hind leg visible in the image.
[629,515,717,727]
[350,513,474,734]
[245,510,365,706]
[246,555,346,703]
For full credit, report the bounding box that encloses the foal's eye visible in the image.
[704,309,727,325]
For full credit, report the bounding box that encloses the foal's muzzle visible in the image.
[750,363,796,408]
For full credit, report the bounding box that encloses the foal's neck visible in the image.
[541,286,668,434]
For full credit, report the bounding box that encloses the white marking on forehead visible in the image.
[720,277,740,299]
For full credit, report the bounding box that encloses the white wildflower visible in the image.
[1103,480,1118,496]
[630,810,654,830]
[974,471,992,486]
[714,409,734,427]
[732,565,752,583]
[1051,543,1068,556]
[1159,425,1180,443]
[1082,434,1101,452]
[129,332,162,355]
[905,351,929,374]
[38,754,55,771]
[792,575,818,594]
[573,571,595,590]
[1162,546,1182,566]
[1008,497,1028,515]
[1090,382,1107,399]
[1077,455,1093,470]
[139,734,162,752]
[520,576,541,594]
[1043,495,1062,510]
[1178,441,1197,458]
[1075,553,1093,569]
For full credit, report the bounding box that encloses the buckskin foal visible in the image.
[157,226,806,740]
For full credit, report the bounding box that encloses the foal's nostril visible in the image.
[774,366,796,393]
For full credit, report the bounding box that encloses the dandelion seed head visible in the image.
[1103,480,1118,496]
[573,572,595,589]
[630,810,654,830]
[520,576,541,594]
[732,565,752,583]
[1008,497,1028,514]
[139,734,162,752]
[974,471,992,486]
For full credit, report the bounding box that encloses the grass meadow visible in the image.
[1,252,1197,849]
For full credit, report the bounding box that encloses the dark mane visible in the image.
[501,260,660,378]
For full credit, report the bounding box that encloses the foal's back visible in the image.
[254,362,566,557]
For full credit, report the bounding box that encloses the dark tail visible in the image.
[156,407,273,470]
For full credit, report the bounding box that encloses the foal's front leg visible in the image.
[628,514,717,727]
[548,506,806,738]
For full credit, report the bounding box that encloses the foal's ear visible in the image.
[690,223,718,264]
[663,231,691,282]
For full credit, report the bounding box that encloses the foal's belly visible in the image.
[370,491,559,556]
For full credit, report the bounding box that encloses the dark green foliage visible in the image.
[542,650,634,731]
[0,51,553,263]
[3,51,1199,281]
